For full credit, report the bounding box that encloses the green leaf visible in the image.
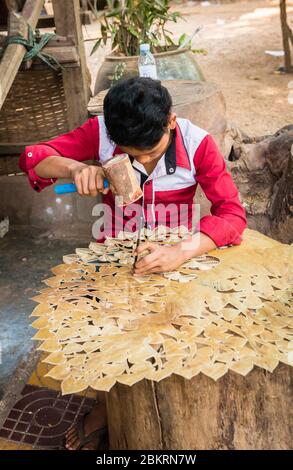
[191,48,207,55]
[105,7,125,18]
[90,38,103,56]
[164,34,175,46]
[127,26,140,39]
[178,33,187,47]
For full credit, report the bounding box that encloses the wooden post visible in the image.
[0,0,45,110]
[52,0,90,129]
[280,0,292,73]
[5,0,26,11]
[107,363,293,450]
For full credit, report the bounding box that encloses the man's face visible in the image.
[119,113,176,165]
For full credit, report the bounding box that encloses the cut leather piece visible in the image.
[45,364,71,380]
[37,339,62,353]
[61,377,89,395]
[43,351,67,365]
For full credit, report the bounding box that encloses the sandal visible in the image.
[63,412,108,450]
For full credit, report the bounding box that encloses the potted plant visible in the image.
[90,0,205,93]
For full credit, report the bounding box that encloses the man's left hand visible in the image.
[133,242,186,275]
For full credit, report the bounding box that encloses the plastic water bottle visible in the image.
[138,44,158,79]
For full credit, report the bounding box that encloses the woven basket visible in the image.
[0,68,70,154]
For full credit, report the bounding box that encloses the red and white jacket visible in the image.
[19,116,247,246]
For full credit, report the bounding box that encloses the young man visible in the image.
[19,77,247,448]
[20,77,246,276]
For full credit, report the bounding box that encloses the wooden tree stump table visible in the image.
[30,229,293,451]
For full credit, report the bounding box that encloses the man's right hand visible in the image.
[69,162,110,197]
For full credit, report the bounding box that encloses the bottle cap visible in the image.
[140,43,150,53]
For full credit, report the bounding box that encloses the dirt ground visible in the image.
[83,0,293,137]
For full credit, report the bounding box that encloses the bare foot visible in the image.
[65,398,107,450]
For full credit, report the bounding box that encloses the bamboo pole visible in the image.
[52,0,90,129]
[0,0,45,110]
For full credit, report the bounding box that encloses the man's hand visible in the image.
[34,156,110,197]
[69,162,109,197]
[133,232,217,276]
[133,242,186,275]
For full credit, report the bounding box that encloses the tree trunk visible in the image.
[280,0,292,72]
[106,363,293,450]
[227,125,293,244]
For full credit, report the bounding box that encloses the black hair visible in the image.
[103,77,172,149]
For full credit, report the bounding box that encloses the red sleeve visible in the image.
[19,117,99,192]
[194,134,247,247]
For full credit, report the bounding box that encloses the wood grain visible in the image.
[107,364,293,450]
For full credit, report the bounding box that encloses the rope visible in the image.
[1,26,63,71]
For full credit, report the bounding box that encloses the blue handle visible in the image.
[54,179,109,195]
[54,183,77,194]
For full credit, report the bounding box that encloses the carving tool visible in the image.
[54,154,143,206]
[133,214,144,268]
